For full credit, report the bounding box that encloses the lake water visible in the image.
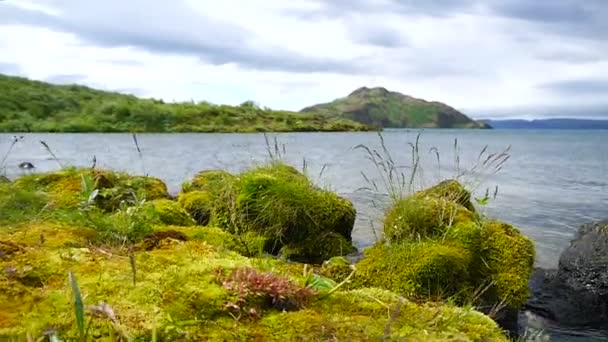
[1,130,607,339]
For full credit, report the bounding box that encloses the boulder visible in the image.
[183,163,357,264]
[526,220,608,328]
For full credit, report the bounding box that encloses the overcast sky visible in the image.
[0,0,607,119]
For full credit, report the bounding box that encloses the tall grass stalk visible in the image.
[0,135,23,174]
[132,133,146,177]
[40,140,64,168]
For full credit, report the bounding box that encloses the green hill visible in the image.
[0,74,371,132]
[301,87,490,129]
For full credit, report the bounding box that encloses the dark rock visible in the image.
[18,162,35,170]
[525,220,608,328]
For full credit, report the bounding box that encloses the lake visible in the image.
[2,129,607,340]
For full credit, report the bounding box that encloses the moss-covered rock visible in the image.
[181,169,235,194]
[183,163,357,264]
[354,241,473,298]
[415,179,476,212]
[13,168,169,211]
[384,196,475,243]
[148,199,195,226]
[233,164,356,262]
[477,220,535,307]
[177,190,211,225]
[366,180,534,311]
[279,232,356,264]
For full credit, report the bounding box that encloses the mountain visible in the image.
[0,73,371,133]
[482,119,608,129]
[301,87,490,129]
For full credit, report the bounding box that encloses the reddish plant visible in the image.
[216,267,314,316]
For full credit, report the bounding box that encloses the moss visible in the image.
[232,163,356,263]
[181,170,235,194]
[254,288,506,341]
[354,241,473,299]
[0,219,506,341]
[415,179,476,212]
[477,221,535,308]
[177,190,211,225]
[0,184,49,225]
[147,199,195,226]
[137,229,189,251]
[279,232,356,264]
[13,167,169,211]
[384,196,475,243]
[320,256,353,283]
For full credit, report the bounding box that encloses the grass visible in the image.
[0,73,372,133]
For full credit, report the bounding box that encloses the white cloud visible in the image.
[0,0,607,119]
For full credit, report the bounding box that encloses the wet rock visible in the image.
[526,220,608,328]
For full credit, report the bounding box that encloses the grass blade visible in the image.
[69,271,85,340]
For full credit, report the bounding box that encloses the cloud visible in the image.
[0,0,361,74]
[539,79,608,95]
[346,20,408,48]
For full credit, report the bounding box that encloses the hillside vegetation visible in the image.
[302,87,490,129]
[0,74,370,132]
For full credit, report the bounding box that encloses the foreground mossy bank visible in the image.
[0,165,518,340]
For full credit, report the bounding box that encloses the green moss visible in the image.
[0,184,49,225]
[477,221,535,307]
[13,168,169,211]
[320,256,353,283]
[354,242,473,299]
[177,190,211,225]
[415,179,476,212]
[384,196,475,243]
[148,199,195,226]
[279,232,356,264]
[232,163,356,262]
[0,218,506,341]
[181,170,235,194]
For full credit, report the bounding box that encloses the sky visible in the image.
[0,0,607,119]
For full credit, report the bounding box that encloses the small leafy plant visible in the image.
[216,267,314,319]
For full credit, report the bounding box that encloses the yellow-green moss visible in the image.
[13,168,169,211]
[415,179,476,212]
[0,183,49,225]
[279,232,356,264]
[232,163,356,262]
[148,199,195,226]
[177,190,212,225]
[320,256,353,283]
[384,196,475,243]
[354,241,473,299]
[0,220,506,341]
[477,221,535,307]
[181,169,235,193]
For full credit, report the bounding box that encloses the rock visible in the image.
[525,220,608,328]
[183,163,357,264]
